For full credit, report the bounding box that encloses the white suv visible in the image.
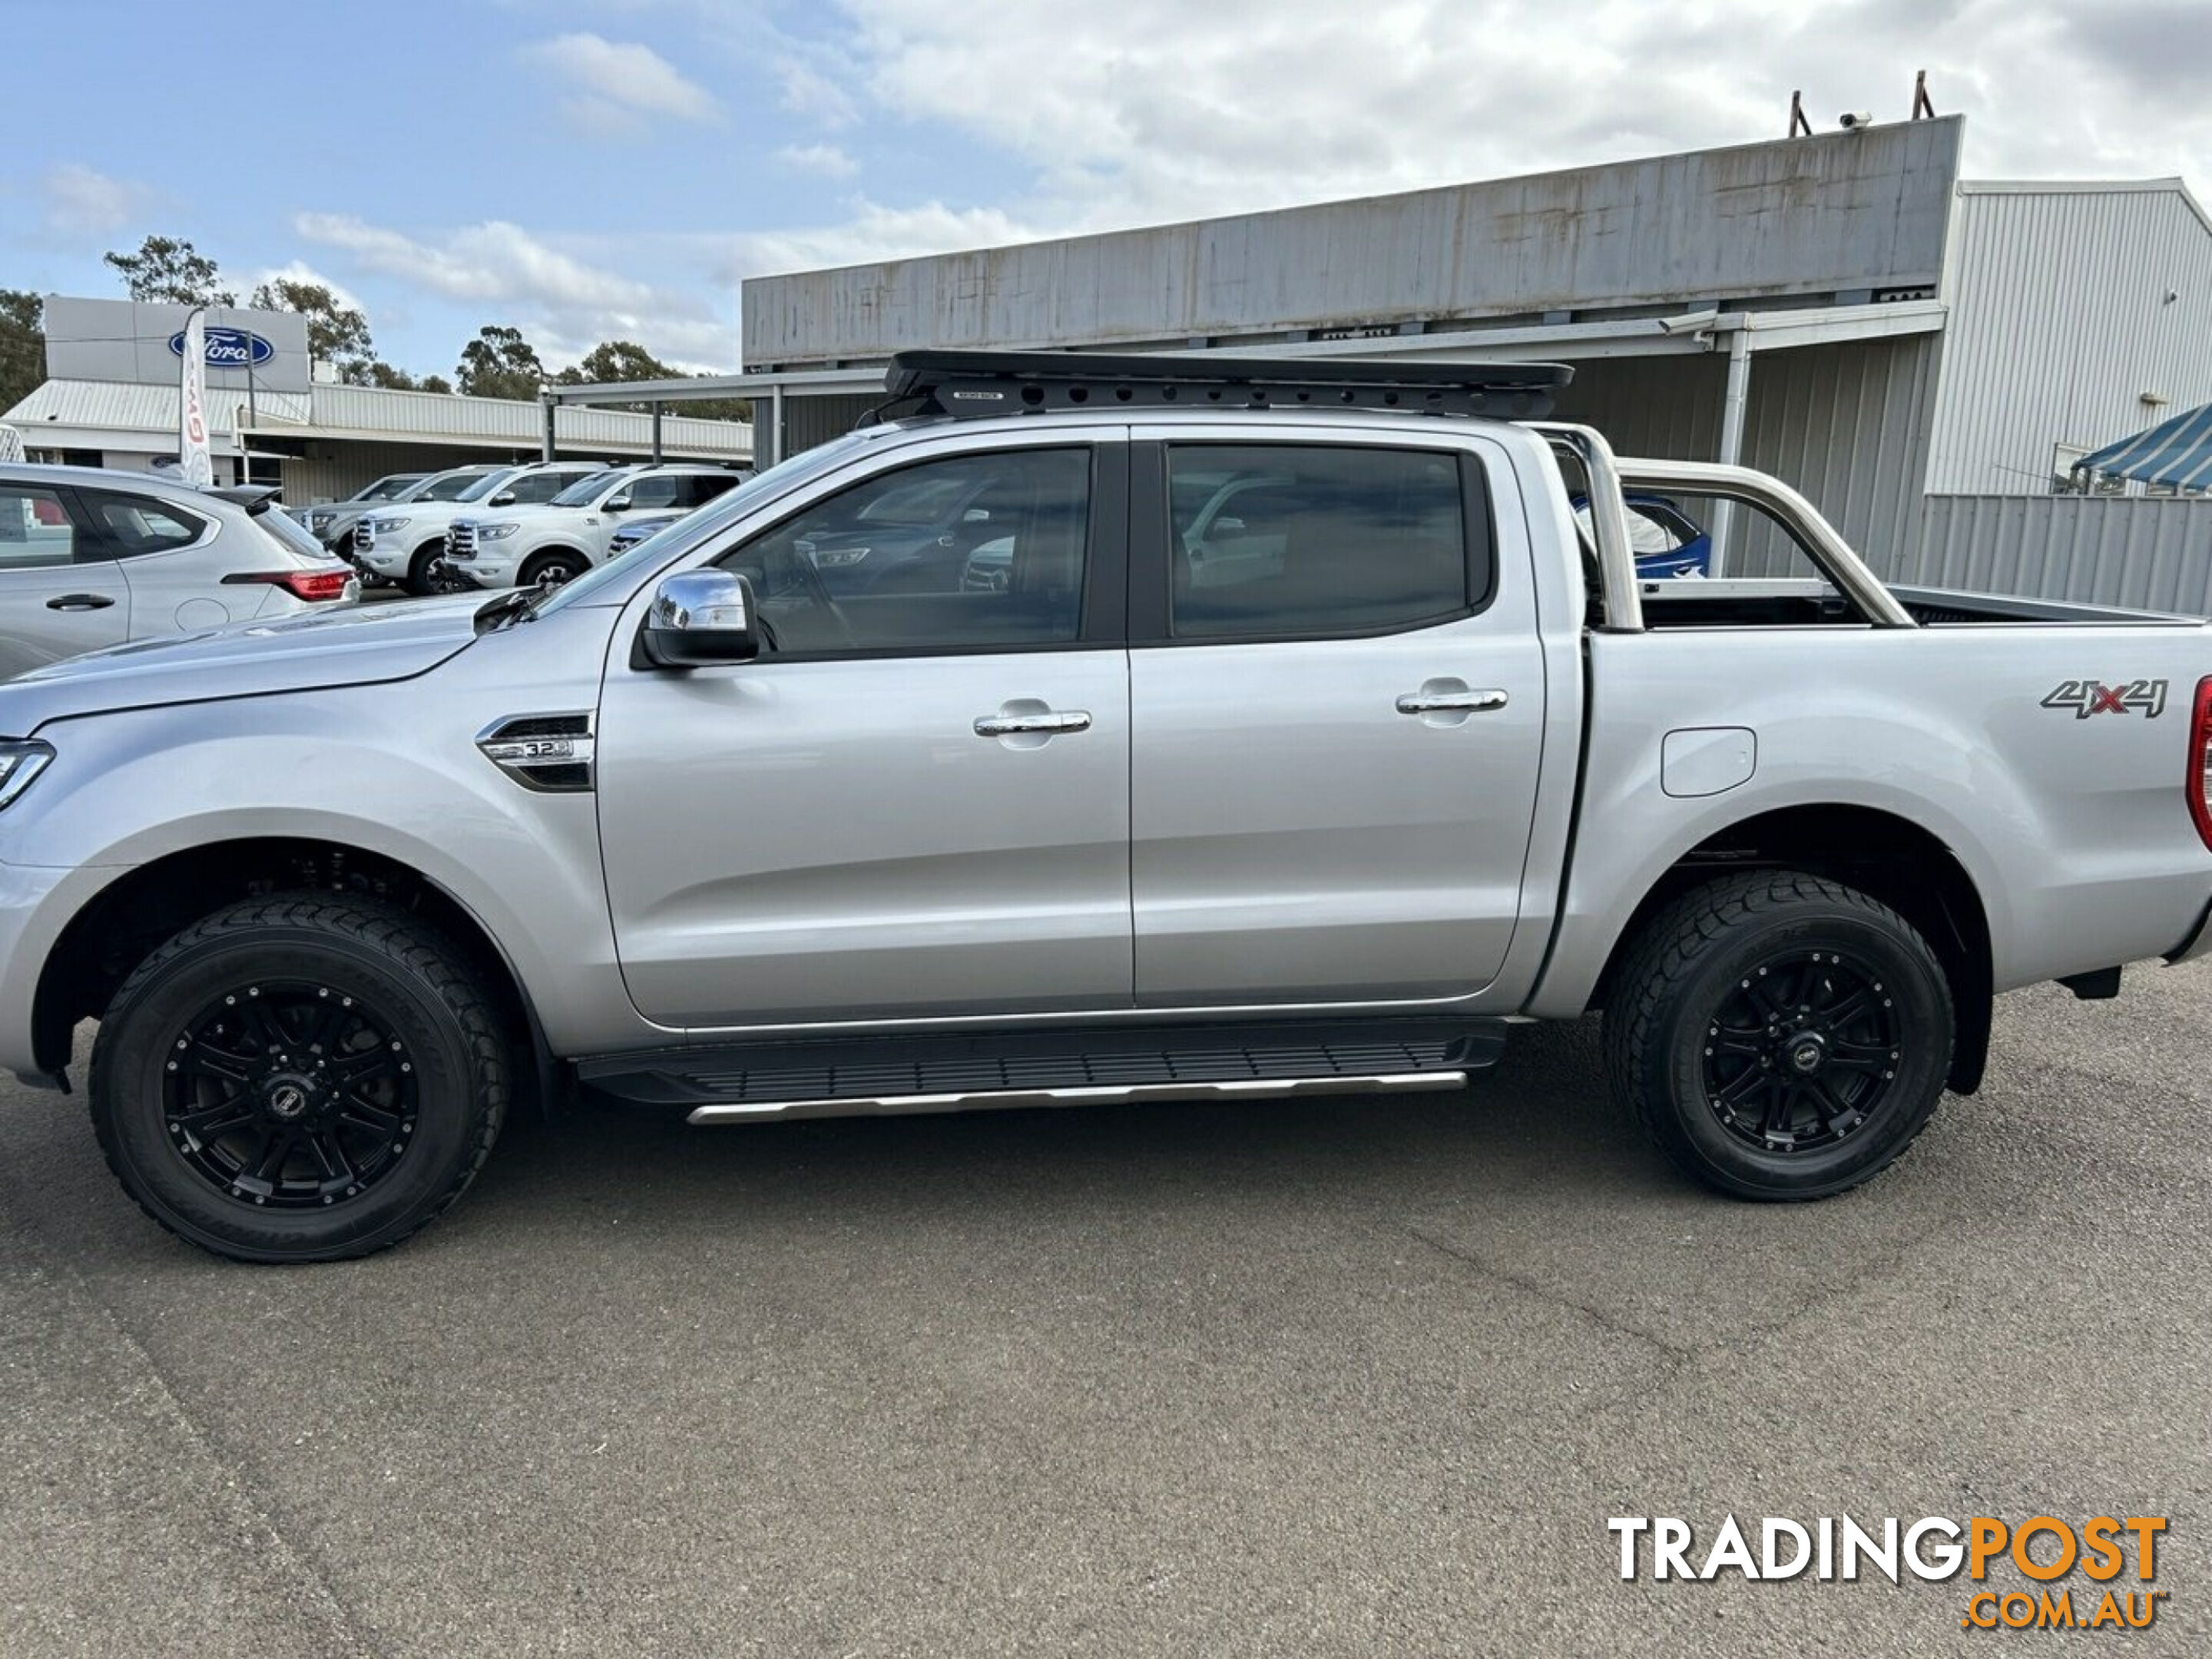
[444,465,745,591]
[349,462,609,595]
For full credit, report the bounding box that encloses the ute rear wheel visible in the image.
[1604,871,1953,1200]
[89,897,508,1263]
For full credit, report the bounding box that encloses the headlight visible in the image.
[369,516,412,533]
[477,523,520,541]
[0,740,55,811]
[810,545,871,568]
[308,512,334,530]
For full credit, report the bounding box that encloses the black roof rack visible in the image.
[881,349,1571,422]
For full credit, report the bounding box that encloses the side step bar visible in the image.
[575,1017,1508,1126]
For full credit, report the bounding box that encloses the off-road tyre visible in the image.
[1604,871,1953,1200]
[88,896,508,1263]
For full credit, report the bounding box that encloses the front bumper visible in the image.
[353,540,416,578]
[444,551,517,589]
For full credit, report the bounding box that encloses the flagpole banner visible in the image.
[179,309,213,488]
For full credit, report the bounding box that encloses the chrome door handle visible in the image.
[1396,688,1508,715]
[45,593,116,611]
[974,709,1092,737]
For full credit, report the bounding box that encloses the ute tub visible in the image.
[1634,579,2202,631]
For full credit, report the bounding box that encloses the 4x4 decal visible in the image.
[2041,678,2169,719]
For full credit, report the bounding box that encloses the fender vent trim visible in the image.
[476,712,595,793]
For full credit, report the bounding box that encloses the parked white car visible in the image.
[0,462,356,679]
[287,470,435,548]
[349,462,610,595]
[443,464,745,591]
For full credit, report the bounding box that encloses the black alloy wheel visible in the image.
[1698,948,1902,1153]
[1605,871,1954,1200]
[163,979,421,1209]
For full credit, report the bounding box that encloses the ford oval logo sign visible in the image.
[167,326,275,369]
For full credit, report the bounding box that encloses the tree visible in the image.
[455,325,546,401]
[250,277,373,379]
[555,338,751,422]
[361,361,455,395]
[557,339,675,390]
[0,289,44,415]
[102,235,234,306]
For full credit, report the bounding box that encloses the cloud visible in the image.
[294,212,734,369]
[774,143,859,178]
[41,164,155,236]
[521,32,720,134]
[776,55,859,128]
[810,0,2210,235]
[707,199,1041,280]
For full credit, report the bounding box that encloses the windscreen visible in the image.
[415,471,492,502]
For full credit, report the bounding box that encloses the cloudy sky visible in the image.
[5,0,2205,378]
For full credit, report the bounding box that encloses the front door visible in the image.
[0,480,131,680]
[598,439,1134,1028]
[1128,434,1548,1006]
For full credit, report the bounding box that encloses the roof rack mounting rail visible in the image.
[882,349,1573,422]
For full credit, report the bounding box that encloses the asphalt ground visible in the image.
[2,962,2207,1657]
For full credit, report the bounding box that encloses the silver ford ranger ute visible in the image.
[4,351,2209,1262]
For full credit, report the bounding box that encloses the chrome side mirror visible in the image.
[639,570,760,668]
[605,493,633,512]
[488,491,517,507]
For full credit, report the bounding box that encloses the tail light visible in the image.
[2189,677,2212,849]
[224,568,356,602]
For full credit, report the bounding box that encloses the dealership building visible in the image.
[556,115,2207,608]
[5,296,751,502]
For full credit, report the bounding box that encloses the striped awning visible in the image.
[2072,403,2212,491]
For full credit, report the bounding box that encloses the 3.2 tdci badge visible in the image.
[2041,678,2168,719]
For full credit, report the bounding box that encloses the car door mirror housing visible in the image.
[639,570,760,668]
[488,492,517,507]
[605,493,633,512]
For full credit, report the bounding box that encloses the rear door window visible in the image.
[683,473,740,508]
[73,489,211,560]
[625,475,684,511]
[1164,444,1484,639]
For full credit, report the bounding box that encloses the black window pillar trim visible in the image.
[1078,439,1130,646]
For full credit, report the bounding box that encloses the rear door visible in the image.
[0,480,130,677]
[73,485,233,634]
[1128,429,1548,1006]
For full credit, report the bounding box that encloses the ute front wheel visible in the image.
[1604,872,1953,1200]
[89,897,508,1263]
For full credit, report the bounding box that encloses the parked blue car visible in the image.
[606,512,690,558]
[1571,492,1711,578]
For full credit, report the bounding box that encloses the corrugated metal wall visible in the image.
[780,393,882,458]
[1929,184,2212,493]
[1908,495,2212,614]
[744,121,1962,367]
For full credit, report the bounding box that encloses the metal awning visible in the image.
[2072,403,2212,491]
